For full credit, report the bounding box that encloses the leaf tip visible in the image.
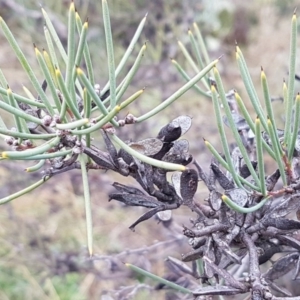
[55,68,61,77]
[76,67,83,75]
[69,1,75,12]
[210,84,217,93]
[124,262,130,267]
[1,152,8,159]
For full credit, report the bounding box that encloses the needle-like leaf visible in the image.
[284,13,297,148]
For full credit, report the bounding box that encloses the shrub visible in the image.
[0,1,299,299]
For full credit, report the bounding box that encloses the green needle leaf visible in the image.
[193,22,210,67]
[222,194,269,213]
[136,58,218,122]
[171,58,210,98]
[0,98,43,125]
[56,118,89,130]
[35,47,62,112]
[204,139,261,192]
[261,68,277,131]
[74,20,88,74]
[255,118,266,196]
[75,13,95,86]
[56,68,81,120]
[236,47,267,131]
[102,0,117,108]
[288,94,300,161]
[188,29,205,70]
[0,176,51,205]
[7,87,26,137]
[235,91,275,160]
[119,89,144,110]
[25,159,46,172]
[214,67,260,188]
[178,39,199,73]
[70,105,120,135]
[79,153,93,256]
[76,67,109,116]
[65,1,76,89]
[115,43,147,104]
[1,136,60,159]
[125,263,191,294]
[267,119,287,186]
[101,13,148,96]
[0,17,54,115]
[0,86,46,108]
[110,134,186,171]
[284,13,297,147]
[0,127,55,140]
[211,84,242,188]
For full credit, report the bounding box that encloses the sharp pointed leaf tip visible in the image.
[211,85,216,92]
[1,152,8,158]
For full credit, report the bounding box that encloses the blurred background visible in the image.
[0,0,299,299]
